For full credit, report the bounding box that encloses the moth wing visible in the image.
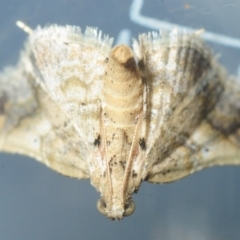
[0,51,89,179]
[148,69,240,184]
[0,60,49,162]
[28,25,113,144]
[147,118,240,183]
[133,31,240,183]
[34,85,90,179]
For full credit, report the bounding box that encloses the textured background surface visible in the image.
[0,0,240,239]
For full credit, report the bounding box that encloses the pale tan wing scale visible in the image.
[133,30,240,183]
[28,25,113,145]
[0,25,113,179]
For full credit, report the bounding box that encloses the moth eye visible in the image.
[97,198,107,216]
[123,200,135,217]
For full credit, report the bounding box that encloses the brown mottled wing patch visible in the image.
[207,77,240,137]
[133,30,240,183]
[28,25,113,146]
[147,120,240,183]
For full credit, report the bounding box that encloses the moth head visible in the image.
[96,197,135,220]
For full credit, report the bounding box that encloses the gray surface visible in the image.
[0,0,240,239]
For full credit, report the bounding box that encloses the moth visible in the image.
[0,22,240,220]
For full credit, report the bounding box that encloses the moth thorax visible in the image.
[103,45,143,132]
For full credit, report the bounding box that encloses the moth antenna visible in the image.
[16,21,33,34]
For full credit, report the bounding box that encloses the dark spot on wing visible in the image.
[93,135,101,147]
[119,160,126,169]
[132,170,137,178]
[138,59,145,70]
[139,138,146,150]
